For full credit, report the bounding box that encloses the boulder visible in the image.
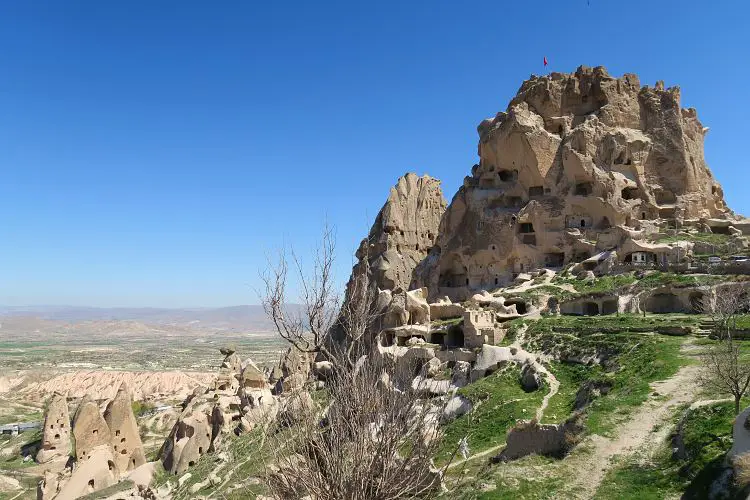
[313,361,333,380]
[520,363,542,392]
[451,361,472,388]
[240,360,268,390]
[161,409,214,475]
[441,395,473,423]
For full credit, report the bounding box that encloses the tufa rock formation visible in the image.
[72,395,112,463]
[50,446,119,500]
[357,173,447,293]
[160,347,277,475]
[339,173,446,340]
[36,392,71,464]
[103,383,147,473]
[411,65,740,301]
[38,386,147,500]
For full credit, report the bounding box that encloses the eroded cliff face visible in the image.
[356,173,447,293]
[412,65,732,300]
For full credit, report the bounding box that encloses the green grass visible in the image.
[593,401,738,499]
[584,334,684,436]
[519,317,687,436]
[432,317,464,327]
[438,366,546,463]
[131,400,156,417]
[540,361,592,424]
[735,315,750,330]
[477,477,566,499]
[632,271,728,291]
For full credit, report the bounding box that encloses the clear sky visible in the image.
[1,1,747,307]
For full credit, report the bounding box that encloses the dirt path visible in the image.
[567,362,702,498]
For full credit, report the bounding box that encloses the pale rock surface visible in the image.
[72,395,113,463]
[441,395,473,423]
[103,383,147,473]
[36,392,71,464]
[54,445,119,500]
[20,370,214,402]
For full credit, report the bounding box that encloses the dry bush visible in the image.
[260,226,456,499]
[735,452,750,488]
[266,355,449,500]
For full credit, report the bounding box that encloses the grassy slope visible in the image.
[593,401,739,499]
[438,366,545,464]
[448,313,692,499]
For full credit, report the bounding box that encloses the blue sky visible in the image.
[0,1,747,307]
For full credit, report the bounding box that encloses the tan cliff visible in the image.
[338,66,749,348]
[409,65,743,301]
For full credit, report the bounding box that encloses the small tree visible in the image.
[701,284,750,415]
[705,284,750,340]
[701,336,750,415]
[261,226,454,499]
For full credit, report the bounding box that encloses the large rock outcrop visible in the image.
[72,395,113,463]
[338,173,446,337]
[412,66,739,300]
[160,348,277,475]
[358,173,446,292]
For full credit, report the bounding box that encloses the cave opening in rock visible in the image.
[506,299,528,315]
[498,169,518,182]
[430,332,446,346]
[583,302,600,316]
[528,186,544,198]
[446,328,464,348]
[601,300,618,315]
[689,292,705,313]
[575,182,593,196]
[645,293,682,313]
[622,187,640,200]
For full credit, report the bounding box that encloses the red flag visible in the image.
[543,56,548,67]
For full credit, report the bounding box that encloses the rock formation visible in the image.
[72,395,112,463]
[358,173,446,292]
[36,392,71,464]
[410,66,744,301]
[336,174,446,337]
[160,347,277,475]
[52,445,119,500]
[103,383,147,473]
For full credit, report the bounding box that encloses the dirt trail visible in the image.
[568,361,702,498]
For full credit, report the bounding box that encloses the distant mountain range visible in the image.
[0,304,301,330]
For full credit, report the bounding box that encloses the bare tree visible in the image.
[701,284,750,415]
[701,336,750,415]
[704,284,750,340]
[260,227,455,499]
